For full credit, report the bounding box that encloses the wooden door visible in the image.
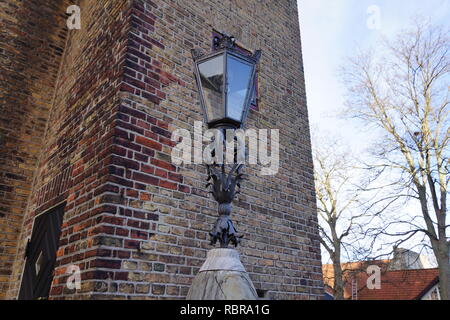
[18,204,65,300]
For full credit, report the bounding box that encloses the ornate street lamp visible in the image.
[191,35,261,248]
[192,35,261,130]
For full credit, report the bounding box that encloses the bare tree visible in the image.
[342,21,449,299]
[313,137,366,299]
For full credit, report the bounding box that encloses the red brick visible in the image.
[141,164,154,175]
[168,172,183,183]
[133,172,160,186]
[151,159,176,172]
[136,135,162,151]
[160,180,178,190]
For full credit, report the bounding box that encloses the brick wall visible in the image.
[0,0,70,299]
[4,0,323,300]
[5,0,133,299]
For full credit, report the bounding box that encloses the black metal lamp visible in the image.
[192,35,261,130]
[191,35,261,248]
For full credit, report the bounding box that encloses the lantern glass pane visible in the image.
[226,55,253,122]
[198,56,224,122]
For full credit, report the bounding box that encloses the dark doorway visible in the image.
[18,204,65,300]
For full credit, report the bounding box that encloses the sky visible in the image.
[297,0,450,263]
[298,0,450,150]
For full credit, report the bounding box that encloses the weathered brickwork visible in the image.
[2,0,322,300]
[5,0,134,299]
[0,0,70,299]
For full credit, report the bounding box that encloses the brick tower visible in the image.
[0,0,323,299]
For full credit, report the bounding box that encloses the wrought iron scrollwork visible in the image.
[206,163,244,248]
[213,34,237,50]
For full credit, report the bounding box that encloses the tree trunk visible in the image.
[331,241,345,300]
[435,241,450,300]
[417,185,449,300]
[333,260,345,300]
[414,171,448,300]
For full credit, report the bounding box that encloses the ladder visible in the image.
[351,277,358,300]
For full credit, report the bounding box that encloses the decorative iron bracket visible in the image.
[206,163,245,248]
[213,33,236,50]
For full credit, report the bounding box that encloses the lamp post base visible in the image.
[186,248,258,300]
